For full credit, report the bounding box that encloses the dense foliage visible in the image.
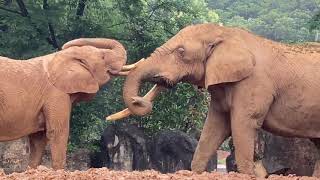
[1,0,319,150]
[209,0,320,43]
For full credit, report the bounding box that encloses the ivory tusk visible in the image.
[121,58,145,71]
[106,84,164,121]
[143,84,165,101]
[106,108,131,121]
[117,71,130,76]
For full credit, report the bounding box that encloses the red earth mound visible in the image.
[0,166,319,180]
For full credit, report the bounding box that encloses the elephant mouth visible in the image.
[146,75,177,88]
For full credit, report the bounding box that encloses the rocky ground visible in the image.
[0,166,319,180]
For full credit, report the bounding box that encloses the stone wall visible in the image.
[41,147,91,171]
[2,127,318,176]
[0,124,217,174]
[0,137,29,174]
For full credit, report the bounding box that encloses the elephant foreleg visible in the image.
[230,85,273,177]
[191,99,231,173]
[43,93,71,170]
[28,131,47,168]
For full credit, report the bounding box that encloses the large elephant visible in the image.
[108,23,320,177]
[0,38,128,170]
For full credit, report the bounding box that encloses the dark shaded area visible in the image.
[149,130,216,173]
[90,123,217,173]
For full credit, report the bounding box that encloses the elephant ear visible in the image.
[47,51,99,94]
[205,42,255,88]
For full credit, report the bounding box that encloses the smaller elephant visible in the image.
[0,38,129,169]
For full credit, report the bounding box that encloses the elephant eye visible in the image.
[177,47,185,57]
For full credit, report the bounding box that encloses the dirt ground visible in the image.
[1,166,320,180]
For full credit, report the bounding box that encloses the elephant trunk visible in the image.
[123,59,159,116]
[62,38,127,65]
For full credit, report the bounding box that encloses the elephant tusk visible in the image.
[106,84,165,121]
[106,108,131,121]
[140,84,165,101]
[121,58,145,71]
[117,71,130,76]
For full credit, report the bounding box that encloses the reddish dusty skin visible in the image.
[0,38,127,170]
[0,167,319,180]
[119,23,320,177]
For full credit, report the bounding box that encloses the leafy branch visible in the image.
[76,0,87,16]
[43,0,60,50]
[0,6,22,15]
[12,0,60,50]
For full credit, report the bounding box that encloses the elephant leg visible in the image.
[43,93,71,170]
[191,98,231,173]
[28,131,47,168]
[310,138,320,177]
[231,120,256,175]
[230,85,273,177]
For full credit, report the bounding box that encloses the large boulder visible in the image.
[226,129,319,176]
[91,123,150,171]
[149,130,216,173]
[261,131,319,176]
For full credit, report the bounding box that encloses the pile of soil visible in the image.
[0,166,319,180]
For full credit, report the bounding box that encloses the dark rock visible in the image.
[93,123,150,171]
[149,130,216,173]
[262,130,319,176]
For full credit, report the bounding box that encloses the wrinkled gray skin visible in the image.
[122,23,320,177]
[0,38,127,169]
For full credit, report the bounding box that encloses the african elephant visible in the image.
[108,23,320,177]
[0,38,128,170]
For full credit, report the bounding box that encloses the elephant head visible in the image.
[45,38,127,94]
[118,23,255,116]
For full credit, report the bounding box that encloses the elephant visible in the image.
[0,38,129,170]
[108,23,320,177]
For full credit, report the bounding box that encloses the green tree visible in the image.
[208,0,320,43]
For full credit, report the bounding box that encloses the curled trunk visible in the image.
[122,42,176,116]
[62,38,127,64]
[123,59,158,116]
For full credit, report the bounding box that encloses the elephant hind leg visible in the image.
[310,138,320,177]
[28,131,47,168]
[230,83,273,177]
